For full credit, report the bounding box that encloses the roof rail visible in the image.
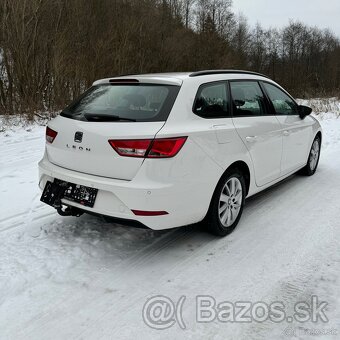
[189,70,270,79]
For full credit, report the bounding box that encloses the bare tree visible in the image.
[0,0,338,119]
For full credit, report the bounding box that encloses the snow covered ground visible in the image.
[0,112,340,339]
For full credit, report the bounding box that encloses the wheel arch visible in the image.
[203,159,251,232]
[227,161,250,196]
[315,130,322,143]
[217,160,251,196]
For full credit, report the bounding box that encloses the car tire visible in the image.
[300,136,321,176]
[205,169,246,237]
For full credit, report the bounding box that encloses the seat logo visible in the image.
[74,131,83,143]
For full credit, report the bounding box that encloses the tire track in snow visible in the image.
[0,203,54,233]
[19,228,220,339]
[10,227,196,337]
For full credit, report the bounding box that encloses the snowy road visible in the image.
[0,117,340,339]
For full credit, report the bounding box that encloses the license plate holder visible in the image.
[40,179,98,208]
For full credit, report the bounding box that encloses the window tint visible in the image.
[61,84,180,122]
[230,81,267,116]
[262,82,298,115]
[193,82,229,118]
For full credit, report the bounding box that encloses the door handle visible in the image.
[212,124,227,130]
[283,130,290,136]
[246,136,257,143]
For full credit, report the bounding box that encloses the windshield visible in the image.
[61,83,180,122]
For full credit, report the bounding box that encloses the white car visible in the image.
[39,70,322,236]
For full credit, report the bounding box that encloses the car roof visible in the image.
[93,70,271,86]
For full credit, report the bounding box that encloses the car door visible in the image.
[230,81,283,187]
[189,81,241,169]
[261,82,313,176]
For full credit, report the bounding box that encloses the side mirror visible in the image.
[298,105,312,119]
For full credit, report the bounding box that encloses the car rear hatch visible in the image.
[46,81,180,181]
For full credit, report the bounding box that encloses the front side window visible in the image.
[230,81,267,116]
[193,82,229,118]
[262,82,298,115]
[61,83,180,122]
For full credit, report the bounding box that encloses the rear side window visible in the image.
[230,81,267,116]
[262,82,298,115]
[61,84,180,122]
[193,82,229,118]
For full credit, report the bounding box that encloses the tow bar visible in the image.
[57,205,84,217]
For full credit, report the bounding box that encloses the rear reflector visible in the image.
[46,127,58,143]
[108,137,187,158]
[131,210,169,216]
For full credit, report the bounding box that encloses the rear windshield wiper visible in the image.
[84,113,136,122]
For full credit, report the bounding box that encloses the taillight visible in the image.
[108,137,187,158]
[108,140,152,157]
[148,137,187,158]
[46,127,58,143]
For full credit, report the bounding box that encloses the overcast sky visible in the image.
[232,0,340,37]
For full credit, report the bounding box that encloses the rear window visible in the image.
[61,84,180,122]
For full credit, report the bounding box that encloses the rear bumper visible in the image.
[38,152,222,230]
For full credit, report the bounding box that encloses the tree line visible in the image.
[0,0,339,118]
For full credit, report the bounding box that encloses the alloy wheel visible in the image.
[218,177,243,228]
[309,139,320,171]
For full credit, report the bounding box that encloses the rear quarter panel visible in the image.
[157,77,256,200]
